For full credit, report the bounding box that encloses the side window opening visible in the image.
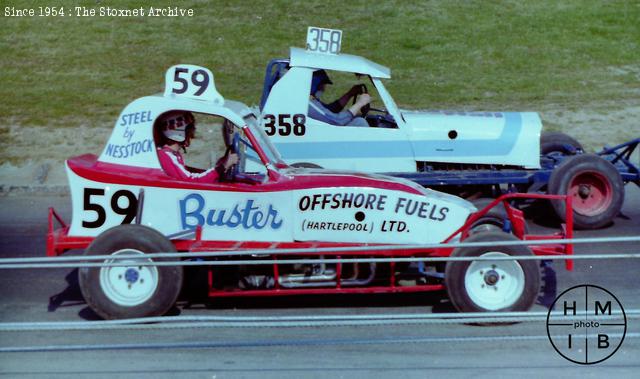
[307,70,398,129]
[154,112,234,174]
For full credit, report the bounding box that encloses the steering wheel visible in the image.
[352,84,371,117]
[220,132,242,182]
[222,120,235,149]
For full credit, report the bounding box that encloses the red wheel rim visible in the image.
[568,170,613,217]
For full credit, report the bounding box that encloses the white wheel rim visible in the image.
[99,249,158,307]
[464,252,525,310]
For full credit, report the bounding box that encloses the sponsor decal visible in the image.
[298,192,448,222]
[104,139,154,159]
[380,220,408,232]
[298,193,387,212]
[120,110,153,126]
[303,221,371,232]
[297,192,450,236]
[102,111,155,160]
[394,197,448,221]
[180,193,283,231]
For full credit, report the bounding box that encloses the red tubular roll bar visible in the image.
[47,207,92,257]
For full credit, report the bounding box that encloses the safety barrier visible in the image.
[0,235,637,339]
[0,310,638,332]
[3,332,638,354]
[1,235,639,269]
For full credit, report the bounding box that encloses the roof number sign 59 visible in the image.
[306,27,342,55]
[164,64,224,104]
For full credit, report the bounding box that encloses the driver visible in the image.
[308,70,371,127]
[156,111,238,182]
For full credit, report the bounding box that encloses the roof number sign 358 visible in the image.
[306,26,342,55]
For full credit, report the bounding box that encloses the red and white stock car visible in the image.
[47,65,573,319]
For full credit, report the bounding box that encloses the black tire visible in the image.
[548,154,624,230]
[469,198,529,235]
[78,224,183,320]
[291,162,322,169]
[540,132,583,155]
[445,231,540,312]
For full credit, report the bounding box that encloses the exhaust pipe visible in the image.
[278,263,376,288]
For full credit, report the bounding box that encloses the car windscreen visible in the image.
[245,113,284,165]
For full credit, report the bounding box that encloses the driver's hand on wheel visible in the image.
[356,93,371,105]
[222,153,239,170]
[349,93,371,115]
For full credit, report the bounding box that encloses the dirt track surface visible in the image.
[0,186,638,377]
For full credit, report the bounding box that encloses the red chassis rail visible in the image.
[47,193,574,297]
[47,208,92,257]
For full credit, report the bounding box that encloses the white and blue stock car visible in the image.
[254,28,633,230]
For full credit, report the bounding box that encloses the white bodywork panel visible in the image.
[260,50,543,171]
[98,96,248,169]
[68,62,477,246]
[403,110,542,169]
[67,165,474,244]
[260,67,416,172]
[290,47,390,78]
[262,67,311,120]
[99,64,250,169]
[67,163,292,241]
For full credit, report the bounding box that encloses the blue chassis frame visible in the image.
[388,139,639,191]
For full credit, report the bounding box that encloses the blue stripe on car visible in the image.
[274,112,521,159]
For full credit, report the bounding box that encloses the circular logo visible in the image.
[546,284,626,365]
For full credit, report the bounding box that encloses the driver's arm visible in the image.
[326,85,363,112]
[185,165,204,174]
[215,153,239,172]
[158,149,222,183]
[309,98,357,126]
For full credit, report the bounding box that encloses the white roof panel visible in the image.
[289,47,391,79]
[142,95,247,127]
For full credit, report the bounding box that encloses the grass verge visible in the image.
[0,0,638,138]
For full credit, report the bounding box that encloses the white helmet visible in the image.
[160,111,195,143]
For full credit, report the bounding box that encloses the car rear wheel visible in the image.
[540,132,583,155]
[78,224,183,319]
[548,154,623,229]
[445,231,540,312]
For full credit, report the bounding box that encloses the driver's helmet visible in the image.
[310,69,332,96]
[159,111,195,143]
